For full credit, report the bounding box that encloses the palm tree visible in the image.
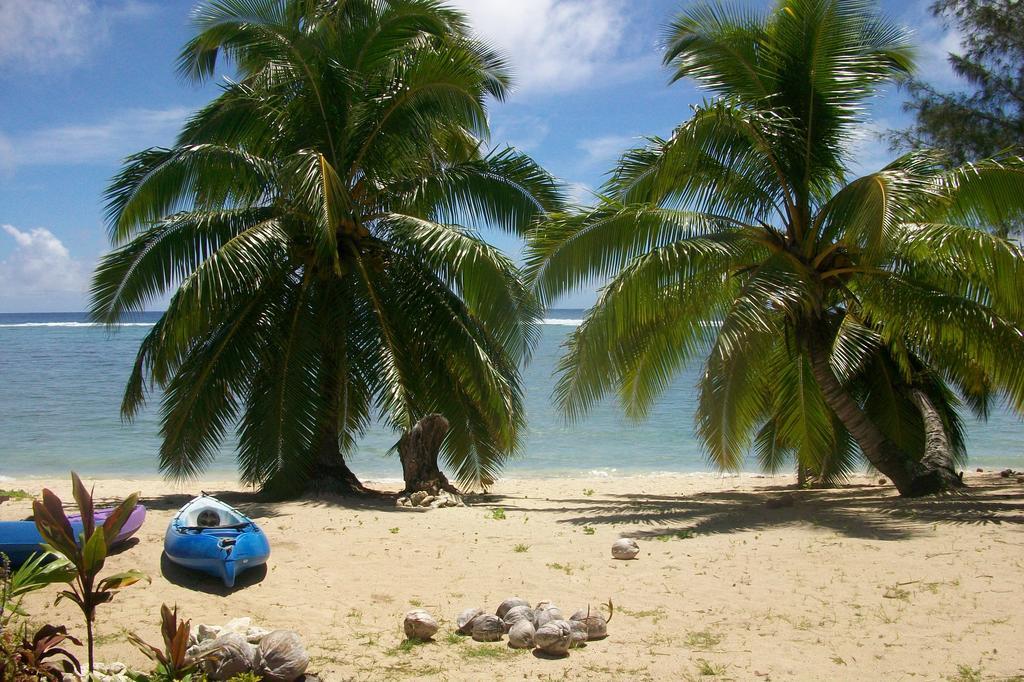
[91,0,563,496]
[526,0,1024,496]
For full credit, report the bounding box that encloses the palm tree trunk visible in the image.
[398,414,460,495]
[807,338,961,496]
[908,388,965,489]
[311,343,373,496]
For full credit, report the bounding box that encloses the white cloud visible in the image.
[577,134,638,167]
[490,113,551,152]
[0,107,189,170]
[0,225,87,304]
[0,0,156,72]
[901,2,963,88]
[451,0,645,95]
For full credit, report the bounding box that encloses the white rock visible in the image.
[403,609,439,640]
[197,623,222,642]
[419,495,436,507]
[409,491,429,506]
[611,538,640,560]
[222,617,252,635]
[245,626,271,644]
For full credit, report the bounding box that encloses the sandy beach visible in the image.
[3,472,1023,681]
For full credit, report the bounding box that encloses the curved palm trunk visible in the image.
[398,413,461,495]
[908,388,965,489]
[807,339,963,496]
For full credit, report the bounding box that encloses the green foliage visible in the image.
[0,552,75,630]
[92,0,564,495]
[128,605,198,682]
[0,490,32,502]
[32,472,148,672]
[894,1,1024,171]
[0,624,82,681]
[489,508,506,520]
[226,674,260,682]
[526,0,1024,494]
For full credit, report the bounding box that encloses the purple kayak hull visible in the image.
[0,504,146,566]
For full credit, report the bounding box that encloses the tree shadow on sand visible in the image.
[505,475,1024,542]
[131,490,284,522]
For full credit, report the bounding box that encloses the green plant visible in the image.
[0,624,82,680]
[1,551,75,630]
[583,526,596,535]
[389,527,400,534]
[226,674,261,682]
[513,544,530,553]
[696,658,726,676]
[525,0,1024,497]
[583,489,595,496]
[127,605,200,682]
[92,0,563,498]
[490,508,506,520]
[0,490,32,502]
[32,472,148,672]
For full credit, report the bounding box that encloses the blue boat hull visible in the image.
[164,499,270,588]
[1,505,146,567]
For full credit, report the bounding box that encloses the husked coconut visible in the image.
[495,597,530,619]
[570,600,613,640]
[568,620,588,648]
[471,614,504,642]
[507,620,535,649]
[533,620,574,657]
[456,608,484,635]
[502,605,535,631]
[611,538,640,560]
[533,601,563,628]
[403,610,439,640]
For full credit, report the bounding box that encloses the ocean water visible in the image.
[0,311,1021,482]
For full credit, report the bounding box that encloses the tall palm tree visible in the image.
[526,0,1024,496]
[91,0,563,496]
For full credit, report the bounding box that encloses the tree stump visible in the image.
[399,414,460,495]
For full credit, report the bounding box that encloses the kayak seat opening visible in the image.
[183,505,246,528]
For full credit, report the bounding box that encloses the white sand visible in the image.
[3,471,1023,680]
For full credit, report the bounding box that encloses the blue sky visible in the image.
[0,0,963,312]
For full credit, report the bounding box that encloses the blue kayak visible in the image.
[0,504,147,566]
[164,495,270,588]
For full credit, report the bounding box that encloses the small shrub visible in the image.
[128,605,200,682]
[0,624,82,680]
[489,508,506,520]
[33,472,148,672]
[513,544,529,553]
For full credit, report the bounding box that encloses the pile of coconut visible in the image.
[187,617,313,681]
[403,597,613,658]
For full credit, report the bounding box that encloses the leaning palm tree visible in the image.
[527,0,1024,496]
[91,0,563,496]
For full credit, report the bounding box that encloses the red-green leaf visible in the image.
[101,492,140,541]
[71,471,95,539]
[82,527,107,574]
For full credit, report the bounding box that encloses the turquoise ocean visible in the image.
[1,310,1021,481]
